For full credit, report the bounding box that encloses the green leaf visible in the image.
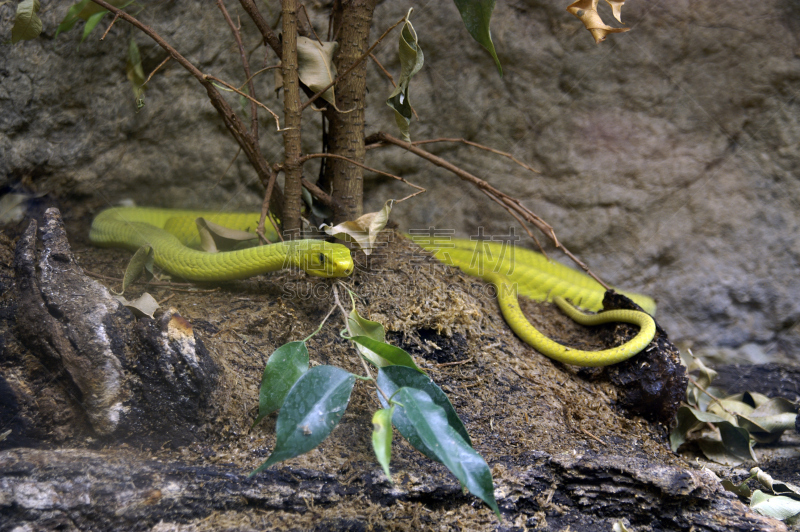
[372,407,394,482]
[670,406,756,465]
[348,335,422,372]
[80,8,107,42]
[126,38,146,100]
[252,341,309,427]
[112,245,153,295]
[737,398,798,443]
[11,0,42,43]
[686,356,719,408]
[721,478,753,498]
[750,490,800,523]
[250,365,355,475]
[377,366,471,460]
[385,9,424,142]
[452,0,502,76]
[56,0,91,37]
[348,295,385,343]
[394,387,500,518]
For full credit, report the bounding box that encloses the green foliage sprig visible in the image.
[250,287,500,519]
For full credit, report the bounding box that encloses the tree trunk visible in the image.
[324,0,377,223]
[280,0,304,236]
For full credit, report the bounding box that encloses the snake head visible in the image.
[298,241,354,277]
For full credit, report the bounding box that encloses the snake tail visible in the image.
[489,273,656,366]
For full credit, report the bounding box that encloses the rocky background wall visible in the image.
[2,0,799,364]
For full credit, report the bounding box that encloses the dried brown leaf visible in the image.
[566,0,629,44]
[321,199,394,256]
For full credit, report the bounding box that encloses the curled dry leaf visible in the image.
[195,217,257,253]
[566,0,629,44]
[606,0,625,23]
[297,36,339,107]
[114,292,160,319]
[752,467,800,498]
[386,9,424,142]
[321,199,394,255]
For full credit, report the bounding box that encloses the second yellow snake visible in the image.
[410,236,657,366]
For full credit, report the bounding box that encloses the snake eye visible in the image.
[318,253,326,265]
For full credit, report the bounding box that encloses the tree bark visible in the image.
[324,0,378,223]
[280,0,304,236]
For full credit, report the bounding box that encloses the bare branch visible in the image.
[258,168,279,244]
[300,152,426,193]
[218,0,259,141]
[140,56,171,89]
[88,0,284,216]
[238,0,282,57]
[411,137,539,175]
[368,52,419,121]
[301,177,342,211]
[100,12,120,40]
[370,131,611,289]
[204,75,282,131]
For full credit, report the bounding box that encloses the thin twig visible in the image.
[395,188,426,203]
[238,0,282,57]
[258,167,279,244]
[239,65,280,91]
[210,146,242,190]
[299,152,426,193]
[100,12,120,40]
[218,0,259,141]
[432,357,474,368]
[411,137,539,174]
[88,0,285,216]
[370,131,611,289]
[140,56,171,89]
[370,52,394,85]
[204,74,283,131]
[301,177,341,210]
[687,376,731,415]
[369,52,419,121]
[482,188,547,256]
[298,4,323,44]
[579,427,607,446]
[301,14,407,111]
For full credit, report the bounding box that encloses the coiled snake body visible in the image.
[91,207,655,366]
[410,236,657,367]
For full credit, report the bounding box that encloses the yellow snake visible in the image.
[90,207,654,366]
[410,236,657,366]
[89,207,354,281]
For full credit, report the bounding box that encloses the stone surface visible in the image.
[1,2,799,362]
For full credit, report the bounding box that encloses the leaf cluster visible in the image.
[670,356,798,465]
[250,295,500,518]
